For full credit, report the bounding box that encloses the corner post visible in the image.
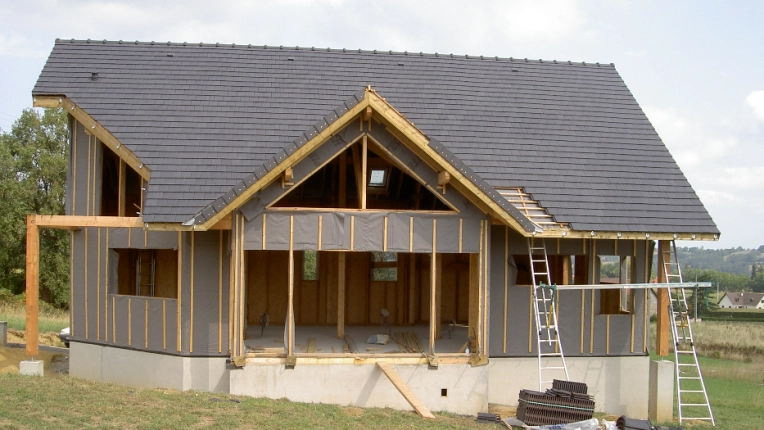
[656,240,670,356]
[25,215,40,357]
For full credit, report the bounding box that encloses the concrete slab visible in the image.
[20,360,44,376]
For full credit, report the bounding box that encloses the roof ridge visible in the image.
[55,38,616,67]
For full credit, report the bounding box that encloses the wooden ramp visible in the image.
[376,362,435,420]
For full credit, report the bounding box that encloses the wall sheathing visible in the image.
[67,118,230,357]
[489,226,652,357]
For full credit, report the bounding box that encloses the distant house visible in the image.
[718,292,764,309]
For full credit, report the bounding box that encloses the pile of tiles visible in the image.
[517,380,595,426]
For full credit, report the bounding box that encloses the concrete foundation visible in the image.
[649,360,675,423]
[230,360,488,414]
[20,360,44,376]
[487,355,651,418]
[70,342,230,393]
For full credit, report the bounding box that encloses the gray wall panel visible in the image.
[190,231,228,356]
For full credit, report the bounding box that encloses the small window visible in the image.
[599,256,633,314]
[113,249,178,299]
[368,168,388,187]
[303,250,318,281]
[371,252,398,281]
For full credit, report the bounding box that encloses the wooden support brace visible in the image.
[376,362,436,420]
[337,252,346,338]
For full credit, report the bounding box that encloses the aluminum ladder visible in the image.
[528,238,569,391]
[662,241,714,426]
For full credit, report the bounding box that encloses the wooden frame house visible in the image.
[26,39,719,417]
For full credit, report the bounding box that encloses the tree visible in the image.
[0,108,69,307]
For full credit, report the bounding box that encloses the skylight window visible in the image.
[369,168,387,187]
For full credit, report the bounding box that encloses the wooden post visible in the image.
[25,215,40,357]
[435,254,442,340]
[429,220,437,354]
[337,252,346,338]
[361,135,367,210]
[287,216,295,356]
[656,240,670,356]
[468,253,479,354]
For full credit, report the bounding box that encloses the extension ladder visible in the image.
[528,238,569,391]
[662,241,714,426]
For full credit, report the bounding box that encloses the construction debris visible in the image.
[392,332,424,353]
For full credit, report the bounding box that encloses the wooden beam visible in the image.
[376,362,436,420]
[31,215,143,229]
[429,220,438,355]
[468,253,479,355]
[337,252,346,339]
[25,215,40,357]
[656,240,670,356]
[362,106,373,122]
[190,232,195,353]
[287,216,295,356]
[361,135,367,209]
[218,231,223,353]
[408,254,417,325]
[177,232,183,352]
[210,214,232,230]
[34,96,150,180]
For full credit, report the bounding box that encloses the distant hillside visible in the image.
[677,245,764,275]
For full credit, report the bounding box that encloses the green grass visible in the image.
[0,302,69,333]
[648,352,764,429]
[0,373,484,429]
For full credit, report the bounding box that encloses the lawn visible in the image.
[0,370,485,430]
[0,302,69,347]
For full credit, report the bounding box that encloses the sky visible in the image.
[1,0,762,250]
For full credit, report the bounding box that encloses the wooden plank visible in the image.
[361,135,367,209]
[288,216,295,357]
[339,150,347,208]
[429,220,437,355]
[376,362,436,420]
[468,253,479,355]
[34,96,151,180]
[104,229,109,342]
[503,226,508,353]
[219,231,223,353]
[31,215,144,229]
[435,253,442,340]
[190,231,195,353]
[84,228,89,339]
[163,299,167,350]
[656,240,670,356]
[210,214,232,230]
[96,228,101,340]
[25,216,40,357]
[239,215,246,356]
[177,232,182,352]
[145,300,149,349]
[128,298,132,346]
[307,338,317,353]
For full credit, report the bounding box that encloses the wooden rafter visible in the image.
[33,96,150,181]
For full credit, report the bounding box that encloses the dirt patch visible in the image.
[7,329,66,348]
[0,344,69,376]
[342,406,365,417]
[488,403,517,419]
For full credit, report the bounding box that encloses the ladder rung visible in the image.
[680,417,712,420]
[678,377,702,380]
[679,390,706,394]
[541,366,566,370]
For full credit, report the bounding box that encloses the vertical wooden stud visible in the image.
[337,252,346,339]
[218,231,223,353]
[383,216,388,252]
[287,216,295,356]
[128,298,132,346]
[118,159,126,216]
[361,135,367,209]
[105,228,109,342]
[262,213,267,250]
[145,300,149,349]
[458,218,463,253]
[409,217,414,252]
[177,231,182,352]
[84,228,89,339]
[190,231,195,353]
[163,299,167,350]
[25,216,40,357]
[503,226,508,353]
[96,228,101,340]
[350,215,355,251]
[318,215,323,251]
[429,220,437,355]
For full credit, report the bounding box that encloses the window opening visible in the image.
[371,252,398,281]
[599,255,634,314]
[303,250,318,281]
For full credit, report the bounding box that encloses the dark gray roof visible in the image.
[33,39,718,233]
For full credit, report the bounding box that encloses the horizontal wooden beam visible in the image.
[32,96,150,181]
[30,215,144,229]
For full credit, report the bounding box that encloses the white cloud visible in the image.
[497,0,587,42]
[696,189,739,205]
[0,34,49,58]
[717,167,764,190]
[746,90,764,121]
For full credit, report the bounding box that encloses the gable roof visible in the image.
[719,292,764,306]
[32,39,719,237]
